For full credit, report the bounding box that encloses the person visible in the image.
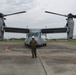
[30,36,37,58]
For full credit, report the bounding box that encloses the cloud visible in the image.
[0,0,36,13]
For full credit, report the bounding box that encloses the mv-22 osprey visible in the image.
[0,11,76,46]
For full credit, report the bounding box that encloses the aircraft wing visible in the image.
[4,27,29,33]
[41,27,67,33]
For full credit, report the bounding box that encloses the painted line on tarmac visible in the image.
[5,46,31,56]
[6,46,11,51]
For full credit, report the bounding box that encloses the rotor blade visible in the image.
[45,11,67,17]
[4,11,26,17]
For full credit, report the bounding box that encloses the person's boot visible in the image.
[32,55,34,58]
[35,55,37,58]
[32,57,34,58]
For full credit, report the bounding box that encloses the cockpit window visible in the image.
[28,32,38,37]
[34,33,38,36]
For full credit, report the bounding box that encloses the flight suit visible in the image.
[30,38,37,58]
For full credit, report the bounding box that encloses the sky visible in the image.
[0,0,76,39]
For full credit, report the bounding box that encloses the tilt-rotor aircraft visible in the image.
[0,11,76,46]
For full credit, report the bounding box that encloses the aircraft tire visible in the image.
[42,44,46,46]
[44,44,46,46]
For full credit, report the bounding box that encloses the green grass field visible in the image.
[0,39,76,42]
[47,39,76,42]
[0,40,25,42]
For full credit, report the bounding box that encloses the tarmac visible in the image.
[0,41,76,75]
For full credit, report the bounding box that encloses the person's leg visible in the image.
[31,48,34,58]
[34,47,37,58]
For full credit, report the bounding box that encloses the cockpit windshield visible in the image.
[28,32,39,37]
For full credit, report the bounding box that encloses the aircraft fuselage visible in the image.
[24,29,46,46]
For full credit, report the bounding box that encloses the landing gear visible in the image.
[43,43,46,46]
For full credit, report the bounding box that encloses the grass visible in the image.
[47,39,76,42]
[0,40,25,42]
[0,39,76,42]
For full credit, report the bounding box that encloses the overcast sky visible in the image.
[0,0,76,39]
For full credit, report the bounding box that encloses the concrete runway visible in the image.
[0,42,76,75]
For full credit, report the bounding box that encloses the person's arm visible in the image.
[30,41,32,47]
[35,41,37,46]
[73,15,76,18]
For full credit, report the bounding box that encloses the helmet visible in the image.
[68,13,73,18]
[32,36,35,38]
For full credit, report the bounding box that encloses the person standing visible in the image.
[30,36,37,58]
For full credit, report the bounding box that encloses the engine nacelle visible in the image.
[66,17,74,40]
[0,18,4,40]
